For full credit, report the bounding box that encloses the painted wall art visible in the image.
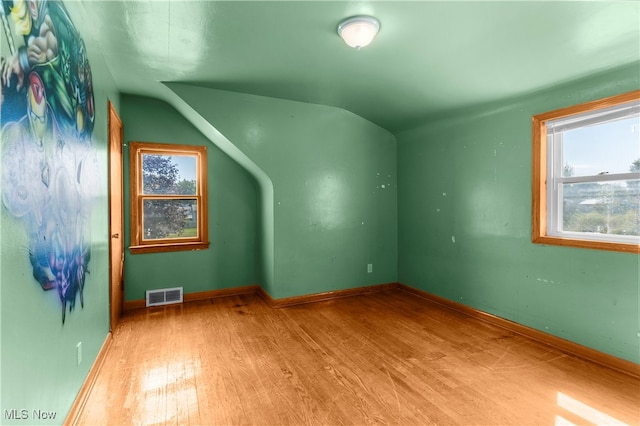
[1,0,96,323]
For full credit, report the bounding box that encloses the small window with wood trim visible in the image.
[129,142,209,254]
[532,90,640,253]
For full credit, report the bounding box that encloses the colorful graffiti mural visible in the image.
[1,0,96,323]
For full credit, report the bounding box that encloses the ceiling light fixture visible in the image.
[337,15,380,50]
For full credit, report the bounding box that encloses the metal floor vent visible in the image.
[146,287,183,307]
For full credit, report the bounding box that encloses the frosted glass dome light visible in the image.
[337,16,380,49]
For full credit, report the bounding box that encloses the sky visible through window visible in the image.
[563,116,640,178]
[170,155,197,182]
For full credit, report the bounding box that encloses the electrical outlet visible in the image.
[367,263,373,273]
[76,342,82,366]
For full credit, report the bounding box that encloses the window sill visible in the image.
[533,235,639,254]
[129,242,210,254]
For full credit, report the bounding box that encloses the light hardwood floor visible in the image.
[77,289,640,425]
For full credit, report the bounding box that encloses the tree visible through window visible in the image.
[129,142,209,254]
[532,90,640,253]
[562,158,639,237]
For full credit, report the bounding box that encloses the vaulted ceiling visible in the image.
[80,1,640,132]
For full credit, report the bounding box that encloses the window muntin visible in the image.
[532,91,640,253]
[129,142,209,254]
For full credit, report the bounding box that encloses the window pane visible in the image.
[142,154,197,195]
[563,180,639,236]
[142,199,198,240]
[560,115,640,177]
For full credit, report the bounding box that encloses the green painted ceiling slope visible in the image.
[80,1,640,132]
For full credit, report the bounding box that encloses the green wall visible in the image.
[0,2,118,423]
[397,63,640,363]
[121,95,261,301]
[166,85,398,299]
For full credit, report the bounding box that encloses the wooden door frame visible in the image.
[108,101,124,332]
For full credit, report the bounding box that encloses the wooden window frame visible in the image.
[129,142,209,254]
[532,90,640,254]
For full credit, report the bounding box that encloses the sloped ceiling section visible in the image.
[81,1,640,131]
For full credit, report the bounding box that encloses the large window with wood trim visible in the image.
[129,142,209,254]
[532,90,640,253]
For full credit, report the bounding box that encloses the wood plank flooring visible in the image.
[77,289,640,425]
